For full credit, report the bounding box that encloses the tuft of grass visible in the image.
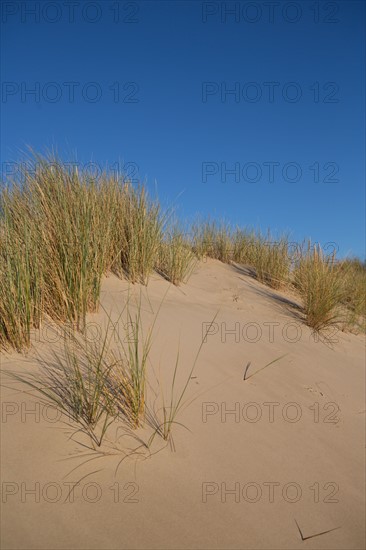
[293,244,348,331]
[0,153,165,350]
[6,321,118,446]
[23,158,118,328]
[156,225,197,285]
[337,259,366,332]
[232,229,290,289]
[112,184,163,285]
[105,296,154,427]
[1,155,121,338]
[0,195,43,351]
[232,228,257,265]
[5,293,162,444]
[192,220,233,263]
[252,233,291,289]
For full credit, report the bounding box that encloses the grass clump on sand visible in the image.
[104,296,157,428]
[232,229,291,289]
[192,220,233,264]
[0,154,164,350]
[293,244,349,331]
[1,156,120,337]
[337,258,366,332]
[191,222,291,289]
[111,184,163,285]
[0,216,42,351]
[6,295,156,445]
[156,224,197,285]
[6,292,208,448]
[7,322,117,446]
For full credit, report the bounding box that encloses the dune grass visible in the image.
[0,193,43,351]
[232,228,257,265]
[6,321,118,446]
[192,223,291,289]
[1,150,365,458]
[293,245,349,331]
[1,158,120,337]
[104,295,157,428]
[337,259,366,332]
[5,294,160,444]
[0,155,163,350]
[156,225,197,285]
[111,184,163,285]
[192,220,233,263]
[6,289,204,448]
[232,229,291,289]
[0,151,364,353]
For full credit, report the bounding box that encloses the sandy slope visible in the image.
[1,259,365,549]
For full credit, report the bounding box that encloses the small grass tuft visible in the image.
[293,244,348,331]
[156,225,197,285]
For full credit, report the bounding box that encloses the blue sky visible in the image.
[1,0,365,258]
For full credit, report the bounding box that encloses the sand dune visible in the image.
[1,259,365,549]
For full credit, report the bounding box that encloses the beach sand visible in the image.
[1,259,365,549]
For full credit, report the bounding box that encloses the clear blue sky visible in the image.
[1,0,365,258]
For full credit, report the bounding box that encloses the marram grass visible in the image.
[293,244,349,331]
[0,152,364,353]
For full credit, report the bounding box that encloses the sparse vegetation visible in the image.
[5,296,157,445]
[7,321,118,446]
[232,229,291,289]
[192,220,233,263]
[293,244,349,331]
[1,149,365,464]
[5,292,211,448]
[0,151,364,355]
[156,225,197,285]
[149,313,217,445]
[337,258,366,332]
